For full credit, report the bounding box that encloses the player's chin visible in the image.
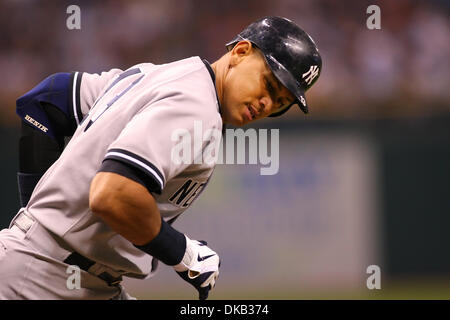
[234,115,251,127]
[224,112,246,126]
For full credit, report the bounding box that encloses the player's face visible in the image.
[221,43,295,126]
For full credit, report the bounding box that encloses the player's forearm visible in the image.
[89,172,161,245]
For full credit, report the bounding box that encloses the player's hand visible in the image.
[174,237,220,300]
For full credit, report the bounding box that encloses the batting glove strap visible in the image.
[173,235,197,272]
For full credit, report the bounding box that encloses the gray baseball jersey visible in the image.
[25,56,222,278]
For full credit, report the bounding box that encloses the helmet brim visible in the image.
[268,102,294,117]
[265,54,309,115]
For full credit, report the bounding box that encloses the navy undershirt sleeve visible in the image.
[98,158,162,194]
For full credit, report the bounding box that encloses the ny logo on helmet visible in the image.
[300,96,306,107]
[302,65,320,85]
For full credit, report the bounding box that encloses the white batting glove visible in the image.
[174,236,220,300]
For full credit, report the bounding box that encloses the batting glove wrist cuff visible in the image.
[173,235,195,272]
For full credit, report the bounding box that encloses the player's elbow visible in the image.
[89,173,119,218]
[89,171,162,245]
[89,192,111,217]
[89,188,113,218]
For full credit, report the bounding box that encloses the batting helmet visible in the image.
[226,16,322,116]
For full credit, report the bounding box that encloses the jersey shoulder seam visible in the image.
[149,61,205,89]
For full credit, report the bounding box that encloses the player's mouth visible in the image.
[244,103,259,122]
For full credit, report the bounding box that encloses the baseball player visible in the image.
[0,17,321,300]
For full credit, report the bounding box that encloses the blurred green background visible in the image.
[0,0,449,299]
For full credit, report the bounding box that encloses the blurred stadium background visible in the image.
[0,0,449,299]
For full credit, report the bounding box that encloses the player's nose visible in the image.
[259,96,273,116]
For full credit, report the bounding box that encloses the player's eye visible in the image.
[277,97,287,108]
[264,77,277,100]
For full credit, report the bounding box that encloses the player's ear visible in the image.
[229,40,252,67]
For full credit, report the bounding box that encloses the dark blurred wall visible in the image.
[378,116,450,276]
[0,126,20,228]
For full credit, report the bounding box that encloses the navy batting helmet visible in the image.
[226,16,322,116]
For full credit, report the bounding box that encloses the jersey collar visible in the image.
[202,59,222,116]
